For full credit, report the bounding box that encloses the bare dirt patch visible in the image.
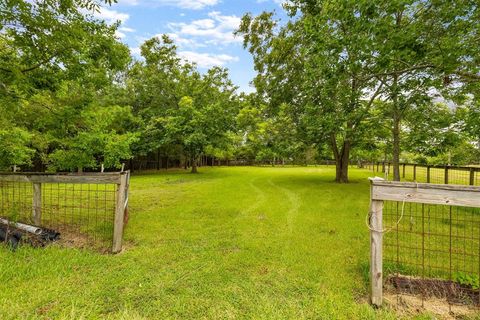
[385,275,479,319]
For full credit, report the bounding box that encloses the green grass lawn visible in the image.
[0,167,455,319]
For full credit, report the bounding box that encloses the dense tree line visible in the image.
[1,0,479,182]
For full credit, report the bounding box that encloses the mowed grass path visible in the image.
[0,167,418,319]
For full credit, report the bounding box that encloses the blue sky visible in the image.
[94,0,288,93]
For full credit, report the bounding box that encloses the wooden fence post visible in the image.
[444,166,449,185]
[113,173,128,253]
[402,164,406,179]
[427,166,431,183]
[413,164,417,181]
[32,183,42,225]
[369,181,384,307]
[470,168,475,186]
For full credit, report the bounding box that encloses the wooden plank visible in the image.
[371,181,480,207]
[32,183,42,225]
[0,173,122,184]
[370,198,383,307]
[112,173,128,253]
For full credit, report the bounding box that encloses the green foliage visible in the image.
[237,0,480,179]
[0,127,34,170]
[1,0,480,174]
[0,0,135,171]
[128,36,239,172]
[46,104,139,171]
[454,272,480,290]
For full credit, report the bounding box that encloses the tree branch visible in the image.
[364,64,436,80]
[454,71,480,81]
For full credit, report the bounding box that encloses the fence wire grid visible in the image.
[383,200,480,309]
[0,180,117,252]
[365,163,480,186]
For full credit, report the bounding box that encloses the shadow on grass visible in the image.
[269,174,370,189]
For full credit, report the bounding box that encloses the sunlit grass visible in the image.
[0,166,447,319]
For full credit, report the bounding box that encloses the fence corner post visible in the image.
[32,183,42,225]
[369,179,384,307]
[113,172,128,253]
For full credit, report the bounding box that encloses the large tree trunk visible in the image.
[392,74,401,181]
[191,157,198,173]
[392,113,401,181]
[331,134,350,183]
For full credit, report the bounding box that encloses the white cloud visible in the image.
[178,51,238,68]
[117,0,219,10]
[168,11,242,46]
[257,0,288,5]
[130,47,141,57]
[90,7,136,39]
[174,0,219,10]
[116,26,136,39]
[119,26,135,33]
[118,0,140,4]
[161,33,205,48]
[93,7,129,24]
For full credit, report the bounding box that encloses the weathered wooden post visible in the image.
[444,166,449,185]
[369,177,384,307]
[470,168,475,186]
[113,172,128,253]
[32,183,42,225]
[427,166,431,183]
[413,164,417,181]
[402,164,406,179]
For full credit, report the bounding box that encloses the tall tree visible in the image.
[238,1,384,182]
[368,0,480,180]
[0,0,134,171]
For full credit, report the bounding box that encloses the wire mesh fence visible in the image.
[369,179,480,314]
[0,172,129,253]
[364,162,480,186]
[383,202,480,307]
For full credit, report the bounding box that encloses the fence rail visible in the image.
[365,162,480,186]
[0,171,129,253]
[369,178,480,310]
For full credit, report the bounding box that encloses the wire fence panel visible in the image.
[365,163,480,186]
[369,179,480,314]
[0,172,129,253]
[383,202,480,306]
